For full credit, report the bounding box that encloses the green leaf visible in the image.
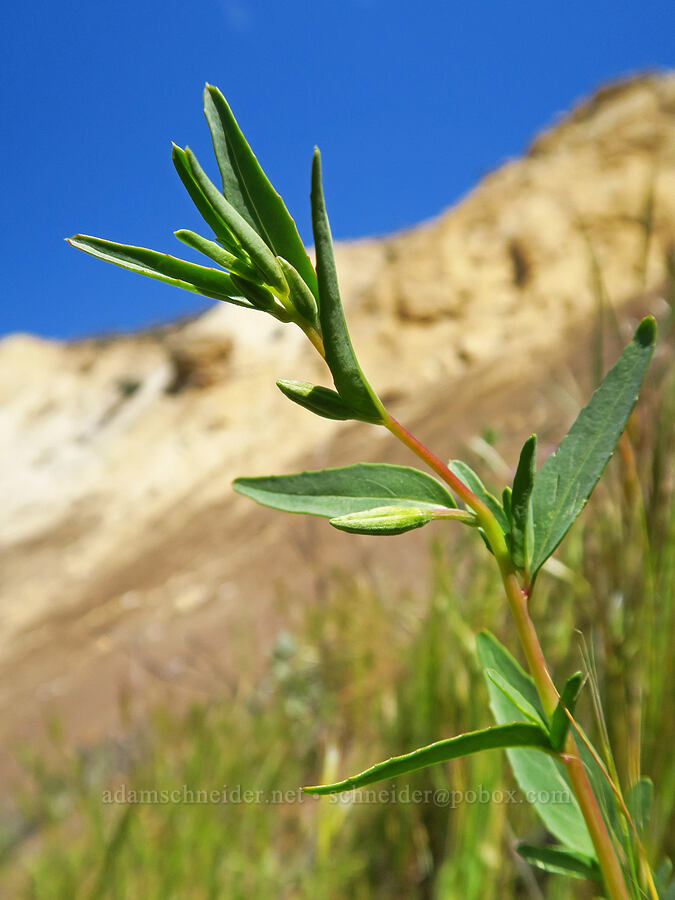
[172,144,239,252]
[330,505,433,535]
[627,777,653,835]
[477,632,595,857]
[530,317,657,581]
[508,434,536,571]
[277,257,319,325]
[233,462,457,519]
[185,147,287,293]
[303,723,552,795]
[477,632,544,715]
[174,229,261,281]
[229,275,290,319]
[485,669,546,726]
[502,486,512,524]
[517,843,601,881]
[276,381,372,422]
[311,149,384,422]
[549,672,585,751]
[655,860,675,899]
[448,461,509,533]
[67,235,253,308]
[203,85,318,298]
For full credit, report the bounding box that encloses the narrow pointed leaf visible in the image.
[172,144,239,252]
[517,844,601,881]
[234,462,456,518]
[448,461,509,532]
[311,149,384,422]
[530,317,657,580]
[477,632,544,715]
[203,85,318,297]
[477,631,594,857]
[502,486,512,524]
[549,672,585,751]
[230,275,290,319]
[203,87,258,232]
[174,229,261,281]
[276,381,372,422]
[303,723,552,794]
[330,505,433,535]
[277,257,319,325]
[627,777,653,835]
[186,148,287,293]
[509,434,536,571]
[67,235,253,307]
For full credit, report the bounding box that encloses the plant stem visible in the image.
[303,325,325,357]
[383,415,492,518]
[384,415,631,900]
[502,577,630,900]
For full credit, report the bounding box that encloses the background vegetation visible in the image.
[0,299,672,898]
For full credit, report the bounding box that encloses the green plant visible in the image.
[68,85,667,899]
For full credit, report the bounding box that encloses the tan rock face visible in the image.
[0,73,673,770]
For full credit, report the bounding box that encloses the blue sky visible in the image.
[2,0,673,338]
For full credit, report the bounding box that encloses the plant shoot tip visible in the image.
[634,315,657,347]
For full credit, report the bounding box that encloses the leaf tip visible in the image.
[231,477,246,495]
[634,315,657,348]
[475,629,491,649]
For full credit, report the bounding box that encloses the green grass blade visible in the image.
[233,462,457,518]
[311,149,384,422]
[67,235,253,307]
[174,229,261,281]
[549,672,585,751]
[87,804,136,900]
[276,380,368,422]
[530,316,657,580]
[185,147,286,293]
[303,723,551,795]
[477,632,595,857]
[509,434,536,571]
[172,144,239,252]
[517,844,601,881]
[203,85,318,298]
